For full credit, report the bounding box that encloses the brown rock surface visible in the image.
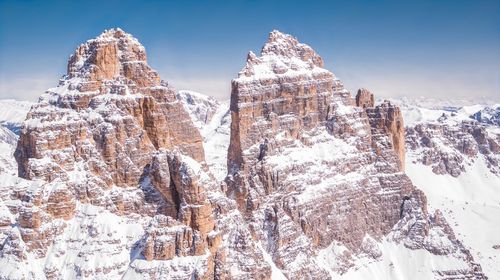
[226,30,484,278]
[16,28,204,186]
[4,28,222,278]
[365,100,406,171]
[355,88,374,108]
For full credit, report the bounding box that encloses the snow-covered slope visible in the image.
[176,90,221,130]
[0,126,18,174]
[406,158,500,278]
[177,90,231,181]
[392,97,500,278]
[0,99,33,134]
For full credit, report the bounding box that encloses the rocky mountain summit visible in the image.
[225,30,484,279]
[0,29,493,279]
[2,28,229,279]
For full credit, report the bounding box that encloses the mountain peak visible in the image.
[98,27,126,37]
[261,30,323,66]
[237,30,326,79]
[90,28,145,48]
[67,28,148,82]
[266,29,292,42]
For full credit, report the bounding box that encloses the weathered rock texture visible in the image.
[16,28,204,184]
[355,88,374,108]
[365,100,406,171]
[2,29,231,279]
[406,119,499,176]
[226,30,484,279]
[355,89,405,171]
[0,29,489,280]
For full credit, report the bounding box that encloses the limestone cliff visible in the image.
[3,29,225,279]
[226,30,484,279]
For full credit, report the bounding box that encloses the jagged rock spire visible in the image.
[261,30,324,67]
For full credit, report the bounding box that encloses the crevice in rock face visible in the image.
[258,139,269,161]
[169,176,182,219]
[138,164,167,213]
[400,195,411,218]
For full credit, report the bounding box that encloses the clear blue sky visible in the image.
[1,0,499,101]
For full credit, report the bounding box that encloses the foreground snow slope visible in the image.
[406,158,500,278]
[397,97,500,278]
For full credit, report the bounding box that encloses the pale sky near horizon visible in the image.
[0,0,499,101]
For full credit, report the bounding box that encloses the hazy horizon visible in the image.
[1,0,499,101]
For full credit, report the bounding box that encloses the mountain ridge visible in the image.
[0,28,497,279]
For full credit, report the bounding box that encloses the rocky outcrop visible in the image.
[227,30,352,173]
[355,88,374,108]
[354,89,405,171]
[0,28,489,279]
[470,106,500,126]
[226,30,484,278]
[365,100,406,171]
[406,119,499,176]
[16,29,204,185]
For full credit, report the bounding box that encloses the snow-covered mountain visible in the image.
[178,91,500,279]
[0,28,498,279]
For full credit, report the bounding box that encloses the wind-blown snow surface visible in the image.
[406,158,500,278]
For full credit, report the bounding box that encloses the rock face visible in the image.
[355,88,374,108]
[0,29,490,279]
[226,30,484,278]
[366,101,406,171]
[227,30,351,173]
[406,120,500,176]
[16,28,204,184]
[355,89,405,171]
[2,29,226,279]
